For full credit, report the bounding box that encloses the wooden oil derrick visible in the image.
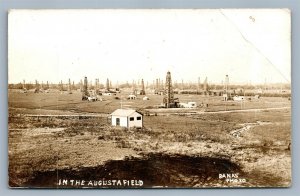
[225,75,229,92]
[106,78,110,91]
[68,78,72,94]
[89,80,93,89]
[197,77,201,92]
[34,80,40,93]
[80,79,83,92]
[23,80,26,89]
[95,78,99,94]
[140,79,146,95]
[163,71,178,108]
[203,77,208,92]
[223,74,231,101]
[155,79,159,93]
[60,80,64,91]
[82,76,89,100]
[132,80,137,95]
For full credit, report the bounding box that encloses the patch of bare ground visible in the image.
[24,154,243,188]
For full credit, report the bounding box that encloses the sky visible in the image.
[8,9,291,85]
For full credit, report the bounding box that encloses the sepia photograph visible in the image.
[8,9,291,188]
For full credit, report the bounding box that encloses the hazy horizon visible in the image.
[8,77,291,87]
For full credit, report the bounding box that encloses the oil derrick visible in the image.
[140,79,146,95]
[80,79,83,92]
[132,80,136,95]
[23,80,26,90]
[158,78,161,89]
[264,78,267,91]
[155,79,159,93]
[72,81,75,90]
[203,77,209,92]
[68,78,72,94]
[197,77,201,92]
[95,79,98,89]
[60,80,64,91]
[163,71,178,108]
[116,81,120,90]
[89,80,93,89]
[106,78,110,91]
[46,81,49,90]
[152,80,154,90]
[224,75,229,92]
[223,74,232,100]
[82,76,89,100]
[22,80,27,93]
[34,80,39,93]
[95,79,99,94]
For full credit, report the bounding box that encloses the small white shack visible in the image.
[111,109,143,128]
[178,102,197,108]
[233,95,245,101]
[127,95,137,100]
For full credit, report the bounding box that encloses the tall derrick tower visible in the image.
[224,75,229,92]
[82,76,89,100]
[68,78,72,94]
[95,78,99,94]
[163,71,176,108]
[35,80,40,93]
[23,80,26,89]
[106,78,110,91]
[140,79,146,95]
[197,77,201,92]
[80,79,83,92]
[60,80,64,91]
[203,77,208,92]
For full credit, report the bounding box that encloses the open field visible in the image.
[8,90,291,188]
[8,89,290,113]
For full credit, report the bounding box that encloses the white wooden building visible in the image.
[127,95,137,100]
[111,109,143,128]
[233,95,245,101]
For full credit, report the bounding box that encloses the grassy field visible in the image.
[8,90,291,188]
[8,89,290,114]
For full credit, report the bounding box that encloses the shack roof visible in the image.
[111,109,142,117]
